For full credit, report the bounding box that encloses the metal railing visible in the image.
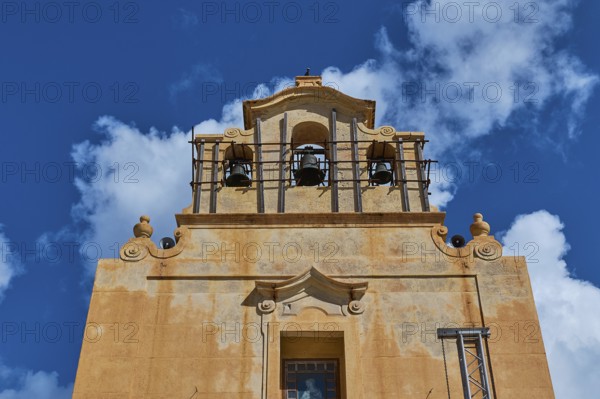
[190,115,437,214]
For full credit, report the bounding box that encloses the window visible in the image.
[280,334,345,399]
[284,360,339,399]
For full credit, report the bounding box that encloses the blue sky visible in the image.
[0,0,599,397]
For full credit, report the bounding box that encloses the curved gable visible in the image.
[242,75,376,129]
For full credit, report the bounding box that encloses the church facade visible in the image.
[73,75,555,398]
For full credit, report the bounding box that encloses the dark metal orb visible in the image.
[451,235,466,248]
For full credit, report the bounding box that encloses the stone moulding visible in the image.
[176,211,446,226]
[430,225,502,261]
[356,123,426,143]
[357,123,397,137]
[255,267,368,316]
[119,226,189,262]
[223,127,253,138]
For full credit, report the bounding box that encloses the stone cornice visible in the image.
[175,212,446,227]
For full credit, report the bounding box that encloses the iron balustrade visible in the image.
[189,133,437,213]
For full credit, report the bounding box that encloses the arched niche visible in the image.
[290,122,330,186]
[291,121,329,154]
[223,143,254,187]
[366,141,396,186]
[224,143,253,161]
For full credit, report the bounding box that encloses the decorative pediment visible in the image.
[255,267,368,316]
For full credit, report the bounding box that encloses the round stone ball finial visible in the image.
[470,213,490,238]
[133,215,153,238]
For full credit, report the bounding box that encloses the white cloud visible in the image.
[324,0,597,206]
[391,0,597,149]
[500,210,600,398]
[0,368,72,399]
[0,226,20,302]
[192,97,244,133]
[68,117,191,274]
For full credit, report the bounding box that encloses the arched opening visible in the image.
[223,143,253,187]
[290,122,330,187]
[366,141,395,186]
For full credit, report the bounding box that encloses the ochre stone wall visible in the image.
[73,214,554,398]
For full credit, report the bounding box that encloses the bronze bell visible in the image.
[294,149,326,186]
[225,161,251,187]
[371,161,393,184]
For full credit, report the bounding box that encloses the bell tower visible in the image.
[187,74,433,215]
[73,75,555,399]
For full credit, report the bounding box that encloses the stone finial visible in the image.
[133,215,153,238]
[470,213,490,238]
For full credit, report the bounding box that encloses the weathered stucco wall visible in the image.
[73,213,554,398]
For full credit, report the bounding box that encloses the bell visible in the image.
[371,161,393,184]
[225,162,251,187]
[294,152,325,186]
